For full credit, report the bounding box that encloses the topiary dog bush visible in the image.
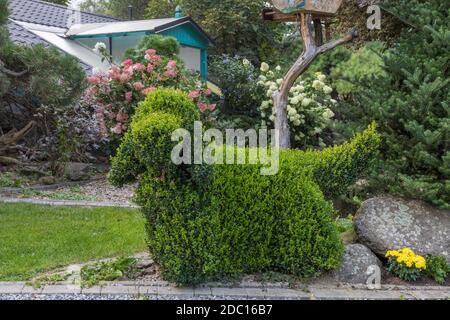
[109,88,380,285]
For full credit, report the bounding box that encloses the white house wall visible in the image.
[180,46,201,73]
[76,36,202,74]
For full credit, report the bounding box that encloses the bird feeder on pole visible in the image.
[263,0,356,148]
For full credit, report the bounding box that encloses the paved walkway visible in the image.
[0,197,139,208]
[0,281,449,300]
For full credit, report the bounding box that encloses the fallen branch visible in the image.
[0,156,21,165]
[0,121,36,145]
[0,121,36,165]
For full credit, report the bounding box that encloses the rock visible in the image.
[354,197,450,263]
[340,229,357,244]
[38,176,57,185]
[334,244,382,284]
[64,162,92,181]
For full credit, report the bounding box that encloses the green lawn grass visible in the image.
[0,203,147,281]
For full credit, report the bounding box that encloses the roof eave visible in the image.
[68,17,214,46]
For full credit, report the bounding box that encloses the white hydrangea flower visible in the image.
[317,73,326,82]
[260,62,270,72]
[259,75,267,81]
[257,81,265,86]
[276,79,283,85]
[242,59,251,66]
[290,97,299,105]
[269,115,275,122]
[266,89,273,97]
[302,98,312,107]
[269,84,278,91]
[93,42,107,54]
[312,80,324,90]
[261,101,270,109]
[275,65,282,71]
[323,109,335,119]
[288,108,297,116]
[330,99,338,105]
[323,86,333,94]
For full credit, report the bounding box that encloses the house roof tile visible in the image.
[8,0,119,29]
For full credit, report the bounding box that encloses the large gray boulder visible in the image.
[334,244,382,284]
[354,197,450,263]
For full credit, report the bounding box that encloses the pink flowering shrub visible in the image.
[85,48,215,139]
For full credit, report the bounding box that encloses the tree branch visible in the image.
[318,30,358,54]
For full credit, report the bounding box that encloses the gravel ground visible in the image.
[7,179,137,204]
[70,179,136,203]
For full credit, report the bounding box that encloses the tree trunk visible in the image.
[272,13,357,148]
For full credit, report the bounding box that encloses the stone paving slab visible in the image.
[265,288,311,300]
[0,281,448,300]
[41,285,82,294]
[0,282,24,294]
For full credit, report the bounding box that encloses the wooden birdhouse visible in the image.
[271,0,343,16]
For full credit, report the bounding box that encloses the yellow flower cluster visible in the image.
[385,248,427,269]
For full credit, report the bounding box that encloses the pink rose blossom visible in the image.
[205,89,212,96]
[146,63,154,73]
[166,60,177,69]
[164,70,177,78]
[188,90,200,99]
[116,111,129,122]
[133,81,145,91]
[109,65,121,80]
[144,49,161,65]
[125,91,133,102]
[197,102,208,112]
[132,63,145,71]
[111,123,124,135]
[119,72,132,83]
[87,75,101,85]
[207,104,217,111]
[121,59,133,67]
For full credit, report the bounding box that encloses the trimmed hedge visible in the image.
[110,88,380,285]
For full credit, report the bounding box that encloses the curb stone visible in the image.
[0,281,449,300]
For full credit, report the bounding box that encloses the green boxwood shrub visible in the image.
[110,88,380,285]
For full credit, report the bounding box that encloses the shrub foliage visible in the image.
[110,88,380,285]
